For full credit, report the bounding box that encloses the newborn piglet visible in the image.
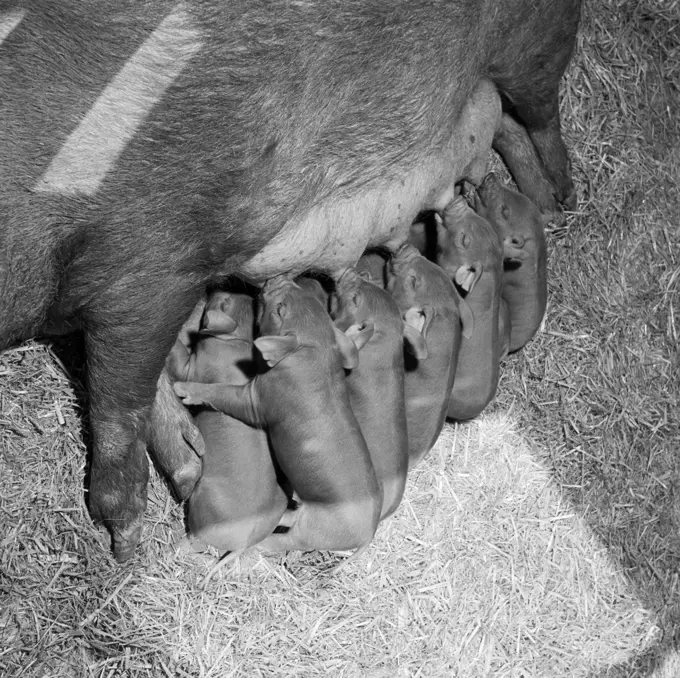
[175,276,382,554]
[169,288,288,562]
[387,243,469,467]
[436,196,503,421]
[474,172,548,352]
[331,265,418,519]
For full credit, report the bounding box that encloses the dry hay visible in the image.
[0,343,658,676]
[3,0,679,674]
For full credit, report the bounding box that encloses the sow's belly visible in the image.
[238,79,501,283]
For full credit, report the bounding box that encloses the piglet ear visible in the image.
[333,326,359,370]
[454,262,483,294]
[254,335,299,368]
[403,307,428,360]
[200,310,238,336]
[457,296,475,340]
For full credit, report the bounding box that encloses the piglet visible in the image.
[168,288,288,555]
[437,196,503,421]
[474,172,548,352]
[387,244,470,467]
[331,265,417,519]
[175,276,382,553]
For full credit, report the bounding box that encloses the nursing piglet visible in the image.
[175,277,382,553]
[474,172,548,353]
[437,196,503,421]
[387,244,469,467]
[168,289,288,554]
[331,266,417,519]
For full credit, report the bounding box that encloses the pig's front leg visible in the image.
[85,277,202,562]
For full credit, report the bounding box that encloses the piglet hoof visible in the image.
[560,185,578,213]
[173,382,206,406]
[540,204,566,230]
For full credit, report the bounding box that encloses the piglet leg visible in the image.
[174,382,261,428]
[255,499,378,553]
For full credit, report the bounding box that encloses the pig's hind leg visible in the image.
[512,93,577,212]
[492,114,565,220]
[84,279,202,561]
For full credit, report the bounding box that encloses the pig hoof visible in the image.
[111,519,143,562]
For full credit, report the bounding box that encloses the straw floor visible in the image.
[1,0,679,675]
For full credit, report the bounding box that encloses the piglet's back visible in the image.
[257,285,379,507]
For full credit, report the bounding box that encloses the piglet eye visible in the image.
[408,274,418,290]
[501,204,510,220]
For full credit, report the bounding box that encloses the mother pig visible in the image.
[0,0,580,560]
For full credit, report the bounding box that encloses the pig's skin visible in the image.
[386,245,463,468]
[175,277,382,553]
[475,173,548,353]
[331,266,410,520]
[0,0,579,560]
[436,199,504,421]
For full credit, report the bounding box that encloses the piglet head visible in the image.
[199,290,254,340]
[387,245,472,348]
[330,267,375,357]
[356,252,387,288]
[331,267,366,326]
[253,276,305,367]
[295,276,330,310]
[437,199,503,295]
[474,172,503,214]
[475,173,546,262]
[256,274,365,370]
